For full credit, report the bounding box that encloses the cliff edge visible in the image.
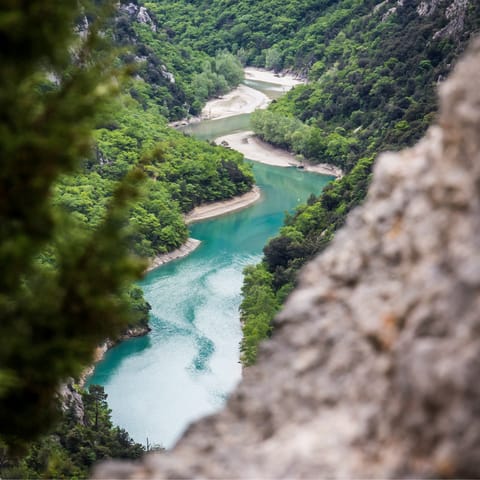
[94,39,480,479]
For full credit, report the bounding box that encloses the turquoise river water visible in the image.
[89,79,333,448]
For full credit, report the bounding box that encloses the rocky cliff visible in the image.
[418,0,470,39]
[94,39,480,478]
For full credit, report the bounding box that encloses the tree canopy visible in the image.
[0,1,152,451]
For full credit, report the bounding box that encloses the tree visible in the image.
[0,1,146,452]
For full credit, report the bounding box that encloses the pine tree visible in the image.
[0,1,146,451]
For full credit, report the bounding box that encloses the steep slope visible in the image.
[95,36,480,480]
[113,2,245,119]
[239,0,480,363]
[0,0,253,466]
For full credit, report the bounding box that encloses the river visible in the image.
[88,77,333,448]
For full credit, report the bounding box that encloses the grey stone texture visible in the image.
[94,39,480,479]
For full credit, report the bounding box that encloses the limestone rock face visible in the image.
[416,0,470,39]
[59,382,85,424]
[94,40,480,479]
[119,3,157,32]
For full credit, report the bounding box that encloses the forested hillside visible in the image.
[58,94,253,259]
[3,0,480,475]
[0,0,252,473]
[235,0,480,364]
[60,3,253,260]
[0,385,146,479]
[113,1,245,118]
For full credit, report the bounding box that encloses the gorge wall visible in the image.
[94,39,480,478]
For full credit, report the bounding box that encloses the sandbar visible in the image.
[184,186,261,224]
[147,238,202,272]
[244,67,305,87]
[215,132,343,178]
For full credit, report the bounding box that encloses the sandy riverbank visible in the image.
[147,238,202,272]
[146,187,261,272]
[200,84,269,121]
[202,68,304,121]
[170,67,305,127]
[215,131,343,178]
[244,67,305,87]
[185,186,261,224]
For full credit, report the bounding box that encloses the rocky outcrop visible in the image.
[94,40,480,479]
[382,0,470,36]
[119,3,157,32]
[59,382,85,424]
[417,0,470,38]
[433,0,469,39]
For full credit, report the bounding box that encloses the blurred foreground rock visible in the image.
[94,39,480,479]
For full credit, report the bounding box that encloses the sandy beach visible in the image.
[200,69,341,177]
[215,132,343,178]
[244,67,305,87]
[147,238,202,272]
[170,67,305,127]
[184,186,261,224]
[200,84,269,121]
[201,68,304,121]
[145,187,260,271]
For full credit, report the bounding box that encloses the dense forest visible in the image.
[2,0,480,476]
[0,385,147,479]
[0,0,252,475]
[236,0,480,364]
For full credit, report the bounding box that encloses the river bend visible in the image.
[89,76,333,448]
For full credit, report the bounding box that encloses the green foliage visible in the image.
[251,109,357,170]
[0,0,154,451]
[209,0,480,364]
[190,51,244,106]
[55,84,253,259]
[0,385,146,479]
[240,265,280,365]
[148,0,479,168]
[240,158,373,364]
[112,7,244,118]
[0,0,256,453]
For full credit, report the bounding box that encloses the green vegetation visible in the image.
[232,0,480,363]
[240,158,373,364]
[0,0,150,453]
[0,385,147,479]
[145,0,480,171]
[0,0,253,462]
[113,3,244,118]
[243,0,479,170]
[58,91,253,258]
[3,0,480,474]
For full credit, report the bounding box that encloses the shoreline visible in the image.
[170,67,342,179]
[169,67,304,128]
[200,84,269,121]
[185,185,261,224]
[244,67,305,87]
[146,186,261,271]
[215,132,344,178]
[147,238,202,272]
[82,69,311,387]
[78,325,151,388]
[81,186,261,385]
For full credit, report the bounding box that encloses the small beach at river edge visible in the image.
[215,131,343,178]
